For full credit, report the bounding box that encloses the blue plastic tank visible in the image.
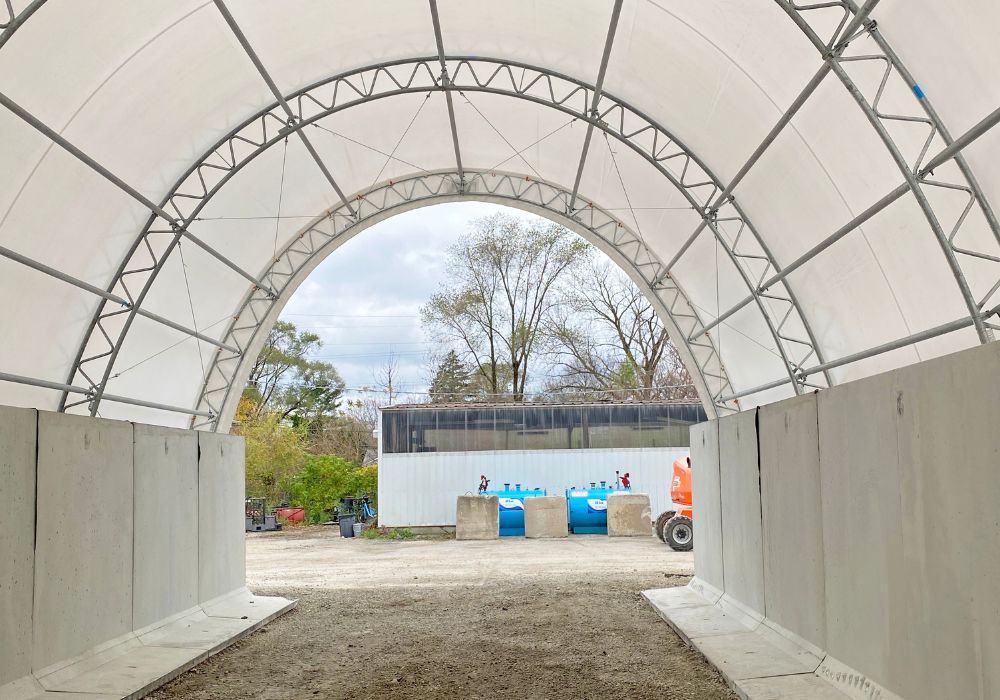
[565,484,631,534]
[485,484,547,536]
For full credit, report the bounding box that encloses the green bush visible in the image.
[288,454,377,522]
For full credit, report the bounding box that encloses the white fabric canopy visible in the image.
[0,0,997,428]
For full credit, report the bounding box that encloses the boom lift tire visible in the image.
[664,515,693,551]
[655,510,676,542]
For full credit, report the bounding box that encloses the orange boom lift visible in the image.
[654,456,693,551]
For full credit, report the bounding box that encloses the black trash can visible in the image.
[339,514,356,538]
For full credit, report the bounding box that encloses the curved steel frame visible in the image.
[58,55,825,418]
[0,2,996,417]
[778,0,1000,345]
[191,169,734,429]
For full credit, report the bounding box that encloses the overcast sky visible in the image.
[279,201,522,403]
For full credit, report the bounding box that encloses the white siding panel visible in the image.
[378,447,688,528]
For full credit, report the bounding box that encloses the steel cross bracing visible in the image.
[428,0,465,186]
[568,0,624,211]
[190,170,734,430]
[777,0,1000,346]
[67,56,817,418]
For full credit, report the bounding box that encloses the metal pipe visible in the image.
[212,0,357,217]
[568,0,624,211]
[0,90,277,299]
[920,105,1000,175]
[718,303,1000,403]
[0,90,178,226]
[179,232,276,297]
[694,99,1000,343]
[428,0,465,187]
[832,0,881,50]
[0,371,214,418]
[658,59,833,281]
[0,244,241,353]
[100,391,215,418]
[0,370,89,395]
[690,182,909,341]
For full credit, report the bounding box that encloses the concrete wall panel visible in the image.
[817,369,902,692]
[198,432,246,602]
[719,410,765,614]
[133,424,199,630]
[690,420,724,593]
[32,412,134,671]
[758,393,825,650]
[0,406,36,686]
[888,342,1000,700]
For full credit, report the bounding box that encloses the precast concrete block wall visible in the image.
[689,342,1000,699]
[0,408,254,696]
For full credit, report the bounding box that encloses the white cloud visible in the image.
[280,201,536,402]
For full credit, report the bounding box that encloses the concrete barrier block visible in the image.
[886,341,1000,699]
[607,492,651,537]
[719,410,765,614]
[524,496,567,538]
[198,432,246,603]
[455,495,498,540]
[32,412,134,672]
[817,370,901,693]
[758,393,826,651]
[690,420,724,594]
[0,406,36,688]
[133,424,199,631]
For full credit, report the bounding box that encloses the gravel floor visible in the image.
[149,528,734,700]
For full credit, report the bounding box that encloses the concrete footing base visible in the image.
[642,585,898,700]
[0,591,295,700]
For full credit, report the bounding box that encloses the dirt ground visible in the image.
[149,527,734,700]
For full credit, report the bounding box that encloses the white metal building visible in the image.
[377,401,704,527]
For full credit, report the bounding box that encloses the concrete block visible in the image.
[886,341,1000,700]
[606,492,652,536]
[33,412,134,672]
[0,406,36,688]
[719,410,765,614]
[198,432,246,603]
[523,495,567,538]
[758,393,826,651]
[455,495,499,540]
[133,424,199,631]
[690,420,724,594]
[817,370,902,694]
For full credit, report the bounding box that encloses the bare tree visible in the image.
[546,260,697,400]
[421,213,589,401]
[373,351,401,405]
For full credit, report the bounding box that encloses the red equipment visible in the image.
[654,456,693,551]
[620,472,631,488]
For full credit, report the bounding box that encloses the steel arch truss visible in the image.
[63,55,824,418]
[191,170,734,429]
[778,0,1000,344]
